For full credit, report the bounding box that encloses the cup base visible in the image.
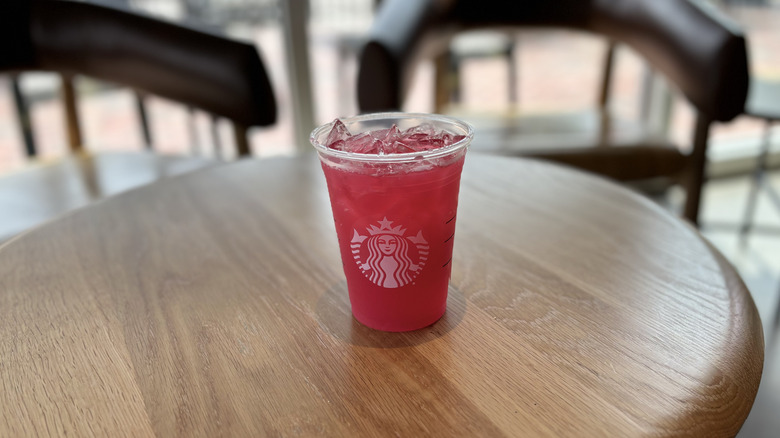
[352,306,446,332]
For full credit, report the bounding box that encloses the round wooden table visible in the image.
[0,154,763,437]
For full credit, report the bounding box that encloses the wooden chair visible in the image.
[356,0,749,226]
[0,0,276,240]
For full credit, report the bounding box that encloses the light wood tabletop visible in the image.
[0,154,764,437]
[0,152,217,242]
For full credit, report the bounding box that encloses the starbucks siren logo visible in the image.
[351,217,428,288]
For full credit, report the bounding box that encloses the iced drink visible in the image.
[310,113,473,332]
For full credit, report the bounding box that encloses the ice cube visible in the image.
[369,124,400,144]
[408,135,445,151]
[328,139,347,151]
[325,119,352,148]
[441,133,466,146]
[402,123,436,136]
[326,118,465,154]
[390,141,417,154]
[344,133,381,154]
[398,133,429,145]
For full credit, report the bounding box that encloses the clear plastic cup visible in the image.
[310,113,473,332]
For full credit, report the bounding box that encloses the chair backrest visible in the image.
[1,0,276,153]
[358,0,748,123]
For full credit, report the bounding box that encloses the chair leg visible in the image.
[336,41,349,117]
[211,114,223,158]
[450,50,462,104]
[134,91,153,150]
[187,106,201,156]
[61,74,83,153]
[507,39,518,105]
[773,282,780,346]
[10,75,37,158]
[233,122,251,158]
[682,115,712,226]
[765,179,780,215]
[75,153,102,201]
[593,42,617,146]
[434,51,453,113]
[598,41,616,110]
[739,119,774,247]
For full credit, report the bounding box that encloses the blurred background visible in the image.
[4,0,780,166]
[0,1,778,435]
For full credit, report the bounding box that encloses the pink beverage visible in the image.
[310,113,473,332]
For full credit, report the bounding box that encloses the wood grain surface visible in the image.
[0,152,216,241]
[0,154,764,437]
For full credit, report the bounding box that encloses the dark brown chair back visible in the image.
[360,0,746,122]
[357,0,749,225]
[2,0,277,155]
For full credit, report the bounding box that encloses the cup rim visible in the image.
[309,112,474,163]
